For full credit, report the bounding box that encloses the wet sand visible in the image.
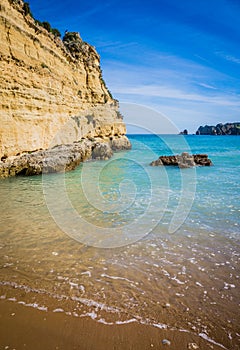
[0,299,222,350]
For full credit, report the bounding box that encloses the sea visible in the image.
[0,134,239,349]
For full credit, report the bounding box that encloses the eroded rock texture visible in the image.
[0,0,130,164]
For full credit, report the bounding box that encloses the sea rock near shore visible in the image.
[110,136,132,151]
[91,141,113,160]
[150,152,212,168]
[0,140,90,177]
[0,136,131,178]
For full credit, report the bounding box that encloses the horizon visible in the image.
[28,0,240,134]
[126,120,240,134]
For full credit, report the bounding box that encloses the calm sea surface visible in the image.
[0,135,239,348]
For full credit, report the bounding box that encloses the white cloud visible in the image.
[114,84,240,108]
[215,51,240,65]
[224,55,240,64]
[96,40,138,51]
[101,52,240,133]
[198,83,217,90]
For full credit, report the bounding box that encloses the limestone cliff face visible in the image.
[0,0,128,158]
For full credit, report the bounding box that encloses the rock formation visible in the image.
[179,129,188,135]
[0,139,119,177]
[196,123,240,135]
[150,152,213,168]
[0,0,131,177]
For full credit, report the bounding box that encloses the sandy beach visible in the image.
[0,299,223,350]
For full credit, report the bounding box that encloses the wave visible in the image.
[0,279,228,349]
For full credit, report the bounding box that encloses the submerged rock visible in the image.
[150,152,212,168]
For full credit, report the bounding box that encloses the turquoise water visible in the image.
[0,135,239,349]
[128,134,240,237]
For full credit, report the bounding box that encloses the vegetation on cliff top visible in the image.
[8,0,61,38]
[7,0,116,102]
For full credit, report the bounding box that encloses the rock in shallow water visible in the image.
[0,136,131,178]
[150,152,213,168]
[91,142,113,160]
[110,135,132,151]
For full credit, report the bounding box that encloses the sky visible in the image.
[28,0,240,133]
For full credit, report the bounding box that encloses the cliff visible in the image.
[196,122,240,135]
[0,0,130,164]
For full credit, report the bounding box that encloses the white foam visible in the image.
[24,302,48,311]
[172,276,185,285]
[224,282,235,289]
[71,296,119,313]
[188,258,197,264]
[162,269,170,277]
[69,282,78,288]
[153,323,168,329]
[97,318,113,325]
[199,333,227,349]
[101,273,134,284]
[83,311,97,320]
[79,285,85,293]
[53,308,64,313]
[81,271,92,277]
[57,276,68,281]
[52,252,59,256]
[196,282,203,288]
[182,266,186,274]
[38,306,48,311]
[116,318,137,325]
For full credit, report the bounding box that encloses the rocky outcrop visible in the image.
[150,152,213,168]
[0,141,92,177]
[0,136,131,178]
[91,141,113,161]
[110,136,131,151]
[0,0,130,162]
[179,129,188,135]
[196,123,240,135]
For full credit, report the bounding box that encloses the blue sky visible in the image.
[29,0,240,133]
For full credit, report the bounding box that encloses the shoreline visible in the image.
[0,299,223,350]
[0,135,239,350]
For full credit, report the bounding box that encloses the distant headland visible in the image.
[196,122,240,135]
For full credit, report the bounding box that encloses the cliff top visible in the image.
[5,0,101,66]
